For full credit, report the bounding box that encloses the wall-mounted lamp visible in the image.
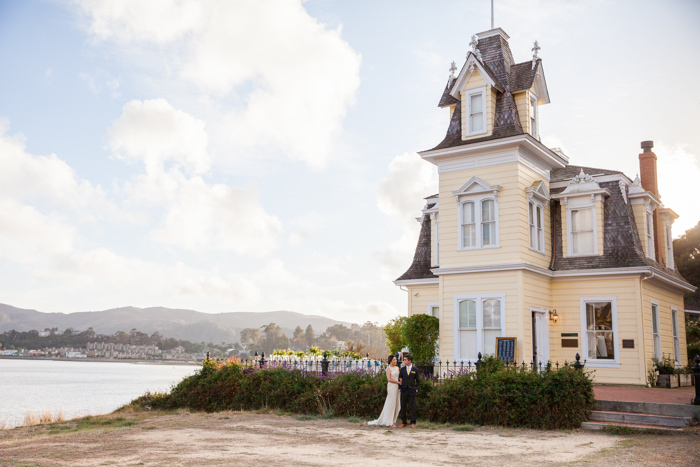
[413,292,419,297]
[549,309,559,324]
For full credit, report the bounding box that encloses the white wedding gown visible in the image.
[368,366,401,426]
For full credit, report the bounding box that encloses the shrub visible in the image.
[384,316,407,354]
[653,354,676,375]
[131,359,593,430]
[402,314,439,363]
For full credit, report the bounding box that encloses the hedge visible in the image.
[131,358,593,429]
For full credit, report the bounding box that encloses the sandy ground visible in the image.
[1,410,699,467]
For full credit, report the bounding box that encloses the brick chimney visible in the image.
[638,140,661,263]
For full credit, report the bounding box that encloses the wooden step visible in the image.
[581,421,683,432]
[589,410,690,427]
[594,399,700,419]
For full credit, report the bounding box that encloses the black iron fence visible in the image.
[204,350,589,383]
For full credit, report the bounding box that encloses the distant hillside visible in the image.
[0,304,351,344]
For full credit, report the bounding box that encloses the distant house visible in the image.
[38,330,50,337]
[394,27,695,385]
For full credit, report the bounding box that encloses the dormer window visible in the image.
[466,88,487,136]
[646,208,655,259]
[571,208,594,254]
[530,95,538,138]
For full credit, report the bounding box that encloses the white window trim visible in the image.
[531,305,550,364]
[453,294,506,362]
[530,93,539,139]
[671,307,681,367]
[465,86,487,137]
[580,296,620,368]
[435,213,440,266]
[566,202,598,256]
[646,207,655,260]
[458,196,500,251]
[651,300,662,362]
[666,224,674,269]
[528,200,546,254]
[427,302,440,319]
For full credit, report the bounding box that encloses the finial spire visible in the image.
[531,40,541,69]
[469,34,482,61]
[449,61,457,80]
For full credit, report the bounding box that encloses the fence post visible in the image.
[693,355,700,406]
[259,351,266,368]
[321,351,330,376]
[574,353,584,371]
[206,351,210,362]
[475,352,483,372]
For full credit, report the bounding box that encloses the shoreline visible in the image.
[0,355,201,366]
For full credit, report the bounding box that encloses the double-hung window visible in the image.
[651,302,661,361]
[455,295,505,361]
[570,208,594,255]
[646,209,655,259]
[466,88,486,136]
[581,297,619,367]
[672,308,680,366]
[459,198,498,249]
[529,201,544,253]
[530,95,538,138]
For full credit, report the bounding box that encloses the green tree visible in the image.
[674,221,700,308]
[304,325,315,348]
[402,314,440,363]
[258,323,289,354]
[383,316,407,354]
[292,326,304,349]
[239,328,261,350]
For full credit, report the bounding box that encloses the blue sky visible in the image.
[1,0,699,323]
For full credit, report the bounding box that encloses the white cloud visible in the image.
[377,152,437,221]
[110,99,283,255]
[76,0,362,169]
[109,99,210,175]
[0,122,112,220]
[656,143,700,236]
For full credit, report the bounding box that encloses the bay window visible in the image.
[455,295,505,361]
[580,297,619,367]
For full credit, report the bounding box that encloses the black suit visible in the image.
[399,365,420,424]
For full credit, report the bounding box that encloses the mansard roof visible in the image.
[395,214,436,281]
[429,30,549,152]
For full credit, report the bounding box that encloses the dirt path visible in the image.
[0,411,698,467]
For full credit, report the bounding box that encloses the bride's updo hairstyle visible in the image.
[387,355,395,365]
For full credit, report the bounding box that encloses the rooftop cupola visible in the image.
[431,28,551,152]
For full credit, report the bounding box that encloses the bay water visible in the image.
[0,358,198,428]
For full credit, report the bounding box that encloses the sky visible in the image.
[0,0,699,324]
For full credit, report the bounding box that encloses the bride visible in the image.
[368,355,402,427]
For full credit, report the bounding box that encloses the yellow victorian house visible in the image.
[395,28,695,385]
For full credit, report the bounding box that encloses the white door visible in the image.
[531,308,550,369]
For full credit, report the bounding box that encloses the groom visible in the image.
[398,354,419,428]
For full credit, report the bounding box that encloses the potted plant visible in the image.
[653,354,678,388]
[678,366,692,387]
[402,314,439,377]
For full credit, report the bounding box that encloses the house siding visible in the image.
[407,285,439,317]
[641,280,687,367]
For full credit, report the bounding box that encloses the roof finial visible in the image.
[469,34,482,61]
[531,40,541,69]
[449,61,457,80]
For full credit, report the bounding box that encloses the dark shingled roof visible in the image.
[396,215,436,281]
[551,165,623,182]
[509,60,539,92]
[429,33,536,152]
